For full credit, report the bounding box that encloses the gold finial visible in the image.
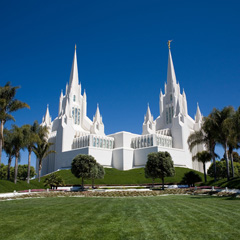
[75,44,77,50]
[167,40,172,49]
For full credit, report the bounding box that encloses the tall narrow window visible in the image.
[166,110,169,124]
[169,107,172,123]
[75,108,77,124]
[72,107,74,118]
[77,109,80,125]
[73,95,76,102]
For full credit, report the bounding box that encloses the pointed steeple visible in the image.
[166,49,177,93]
[44,104,51,125]
[91,103,105,135]
[68,45,79,94]
[65,83,68,95]
[182,88,188,116]
[145,104,152,123]
[142,103,156,134]
[59,90,63,116]
[195,103,202,123]
[93,103,101,123]
[182,89,186,98]
[159,90,163,115]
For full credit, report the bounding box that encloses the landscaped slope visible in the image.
[0,167,207,193]
[0,179,45,193]
[56,167,209,185]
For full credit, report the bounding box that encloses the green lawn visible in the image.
[0,179,45,193]
[57,167,210,185]
[0,195,239,240]
[201,177,240,189]
[0,167,212,193]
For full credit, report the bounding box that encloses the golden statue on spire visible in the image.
[167,40,172,49]
[75,44,77,50]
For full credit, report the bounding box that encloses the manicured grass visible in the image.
[0,167,210,193]
[57,167,210,185]
[0,179,45,193]
[201,177,240,189]
[0,195,239,240]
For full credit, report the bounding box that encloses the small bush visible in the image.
[181,171,202,187]
[44,173,65,189]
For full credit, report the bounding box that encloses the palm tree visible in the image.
[193,151,212,182]
[3,129,15,180]
[11,125,25,184]
[22,121,40,183]
[188,116,218,181]
[225,107,240,178]
[0,82,29,168]
[33,125,55,182]
[33,141,55,182]
[213,106,235,181]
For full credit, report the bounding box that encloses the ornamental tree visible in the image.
[193,151,211,182]
[182,171,202,187]
[71,154,97,189]
[44,173,64,189]
[91,163,105,189]
[145,151,175,190]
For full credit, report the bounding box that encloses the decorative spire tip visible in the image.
[167,40,173,49]
[75,44,77,50]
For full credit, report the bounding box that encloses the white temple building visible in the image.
[40,44,206,176]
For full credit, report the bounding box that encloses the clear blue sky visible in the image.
[1,0,240,167]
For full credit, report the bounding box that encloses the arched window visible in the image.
[73,95,76,102]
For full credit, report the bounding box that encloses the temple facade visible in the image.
[39,45,206,176]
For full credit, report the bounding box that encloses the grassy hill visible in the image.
[0,167,208,193]
[1,167,240,193]
[201,177,240,189]
[56,167,210,185]
[0,179,45,193]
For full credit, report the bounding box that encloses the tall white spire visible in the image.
[58,90,63,116]
[142,104,156,134]
[91,104,105,135]
[166,49,177,93]
[68,44,79,94]
[195,103,202,123]
[93,103,101,123]
[182,89,188,116]
[144,104,153,123]
[43,104,51,125]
